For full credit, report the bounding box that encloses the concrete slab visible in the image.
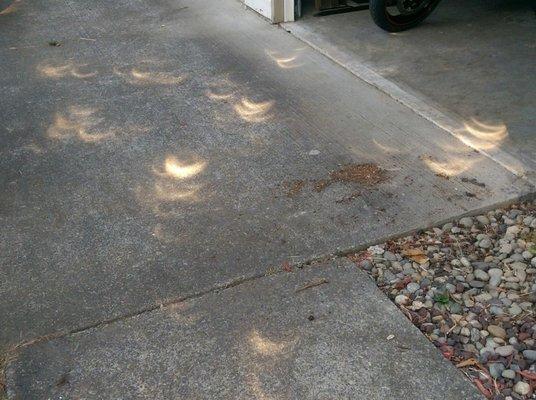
[285,0,536,179]
[5,261,483,399]
[0,0,533,352]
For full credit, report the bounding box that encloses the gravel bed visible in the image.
[348,201,536,399]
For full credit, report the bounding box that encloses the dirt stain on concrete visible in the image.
[313,163,389,193]
[328,163,388,187]
[283,163,389,199]
[284,180,306,197]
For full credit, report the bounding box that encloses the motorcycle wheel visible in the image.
[369,0,441,32]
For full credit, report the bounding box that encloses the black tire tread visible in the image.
[369,0,440,32]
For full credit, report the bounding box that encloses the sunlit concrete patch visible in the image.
[135,155,206,221]
[206,80,275,131]
[233,98,274,123]
[114,67,185,86]
[151,155,205,200]
[37,62,96,79]
[427,117,528,180]
[372,139,402,154]
[153,182,199,202]
[47,106,113,143]
[457,118,508,151]
[248,329,296,356]
[204,77,239,101]
[203,76,278,131]
[135,181,201,215]
[415,118,512,178]
[46,106,150,143]
[205,89,234,101]
[265,48,306,70]
[420,154,474,177]
[154,156,206,180]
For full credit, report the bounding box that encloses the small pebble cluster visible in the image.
[349,201,536,399]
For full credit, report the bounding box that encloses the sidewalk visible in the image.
[6,261,482,399]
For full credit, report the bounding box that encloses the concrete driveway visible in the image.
[0,0,532,398]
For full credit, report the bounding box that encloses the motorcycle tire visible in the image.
[369,0,441,32]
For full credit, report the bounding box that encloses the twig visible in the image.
[446,321,458,335]
[295,278,329,293]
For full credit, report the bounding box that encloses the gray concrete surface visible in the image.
[287,0,536,178]
[0,0,533,346]
[0,0,531,350]
[5,261,482,399]
[0,0,532,396]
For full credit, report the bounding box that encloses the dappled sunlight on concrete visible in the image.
[249,329,294,356]
[114,67,185,86]
[154,156,206,180]
[372,139,401,154]
[153,155,206,182]
[37,62,96,79]
[138,156,206,244]
[151,156,204,203]
[153,182,199,202]
[453,118,527,176]
[204,78,239,102]
[265,48,305,70]
[135,183,201,218]
[204,78,275,126]
[47,106,113,143]
[136,155,207,221]
[457,118,508,151]
[245,373,274,400]
[242,329,297,399]
[46,106,149,144]
[419,117,512,178]
[420,154,474,177]
[205,88,234,101]
[234,98,274,123]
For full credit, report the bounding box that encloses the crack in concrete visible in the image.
[5,192,534,358]
[1,192,534,398]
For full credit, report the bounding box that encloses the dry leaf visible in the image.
[455,358,478,368]
[401,248,429,264]
[410,254,429,264]
[402,248,425,256]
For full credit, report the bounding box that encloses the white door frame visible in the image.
[244,0,294,23]
[283,0,295,22]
